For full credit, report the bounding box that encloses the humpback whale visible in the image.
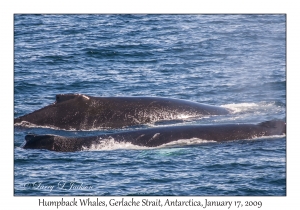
[23,120,286,152]
[14,93,230,130]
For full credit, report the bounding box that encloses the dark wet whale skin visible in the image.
[23,120,286,152]
[14,93,231,130]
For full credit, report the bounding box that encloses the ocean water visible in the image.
[14,14,286,196]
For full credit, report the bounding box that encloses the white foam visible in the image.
[251,134,286,140]
[81,137,216,151]
[80,134,286,152]
[14,121,116,132]
[222,102,259,113]
[81,137,149,151]
[156,138,216,148]
[177,113,194,119]
[82,95,90,100]
[221,102,285,117]
[14,121,63,130]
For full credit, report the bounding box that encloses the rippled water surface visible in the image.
[14,14,286,196]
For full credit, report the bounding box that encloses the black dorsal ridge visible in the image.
[55,93,88,103]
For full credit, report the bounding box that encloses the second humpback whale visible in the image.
[14,93,231,130]
[23,120,286,152]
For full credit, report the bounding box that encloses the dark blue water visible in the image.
[14,14,286,196]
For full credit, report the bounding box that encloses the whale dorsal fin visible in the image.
[56,94,77,103]
[55,94,90,103]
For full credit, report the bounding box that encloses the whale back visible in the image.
[24,134,91,152]
[24,134,56,150]
[15,94,231,130]
[258,120,286,135]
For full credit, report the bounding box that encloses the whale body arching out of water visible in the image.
[14,93,231,130]
[23,120,286,152]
